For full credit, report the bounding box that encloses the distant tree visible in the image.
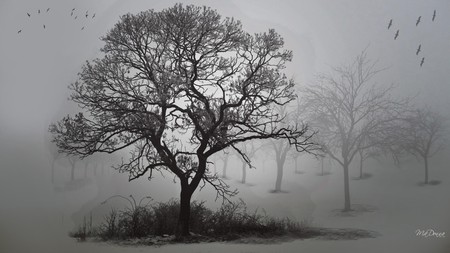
[49,4,315,237]
[67,155,79,181]
[398,108,447,184]
[47,141,61,184]
[215,150,231,179]
[301,50,407,211]
[266,105,314,192]
[234,141,260,184]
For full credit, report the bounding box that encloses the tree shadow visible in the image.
[331,204,378,217]
[268,189,290,194]
[236,180,255,187]
[352,173,373,180]
[417,180,442,186]
[316,171,332,176]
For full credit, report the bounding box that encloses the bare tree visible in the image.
[301,50,406,211]
[398,108,447,184]
[49,4,315,237]
[265,105,312,192]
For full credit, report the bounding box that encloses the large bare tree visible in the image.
[301,50,406,211]
[49,4,315,237]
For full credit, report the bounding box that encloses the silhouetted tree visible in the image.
[49,4,315,237]
[301,50,407,211]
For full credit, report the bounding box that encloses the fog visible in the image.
[1,0,450,252]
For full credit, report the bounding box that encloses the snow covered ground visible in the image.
[1,134,449,253]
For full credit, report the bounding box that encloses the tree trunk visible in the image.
[51,159,56,184]
[175,182,193,238]
[321,157,324,176]
[424,156,429,184]
[241,161,246,184]
[343,162,351,211]
[70,164,75,181]
[294,157,298,173]
[359,153,364,179]
[274,158,285,192]
[84,165,88,179]
[222,156,228,179]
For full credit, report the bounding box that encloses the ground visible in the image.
[1,135,449,253]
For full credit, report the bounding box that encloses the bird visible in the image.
[46,8,50,12]
[27,12,31,17]
[92,13,96,19]
[74,16,78,19]
[71,11,73,16]
[416,44,421,55]
[17,29,22,34]
[72,8,76,11]
[38,9,40,14]
[394,30,399,40]
[43,24,46,29]
[387,19,393,29]
[416,16,421,26]
[432,10,436,22]
[81,26,85,30]
[420,57,425,67]
[85,12,89,18]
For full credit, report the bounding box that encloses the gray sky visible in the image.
[1,2,450,252]
[1,0,449,138]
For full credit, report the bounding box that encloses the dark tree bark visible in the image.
[343,161,351,211]
[176,179,194,237]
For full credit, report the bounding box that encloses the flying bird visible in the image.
[432,10,436,21]
[92,13,96,19]
[71,11,73,16]
[43,24,46,29]
[420,57,425,67]
[17,29,22,34]
[81,26,85,30]
[27,12,31,17]
[387,19,393,29]
[46,8,50,12]
[72,8,76,11]
[394,29,399,40]
[416,44,421,55]
[38,9,40,14]
[416,16,421,26]
[74,16,78,19]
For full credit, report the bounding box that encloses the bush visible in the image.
[71,196,310,241]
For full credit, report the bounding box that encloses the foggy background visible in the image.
[1,0,450,252]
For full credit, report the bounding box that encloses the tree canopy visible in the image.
[49,4,315,236]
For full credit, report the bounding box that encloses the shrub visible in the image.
[71,196,311,241]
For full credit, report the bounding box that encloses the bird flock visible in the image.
[388,9,437,67]
[17,6,96,34]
